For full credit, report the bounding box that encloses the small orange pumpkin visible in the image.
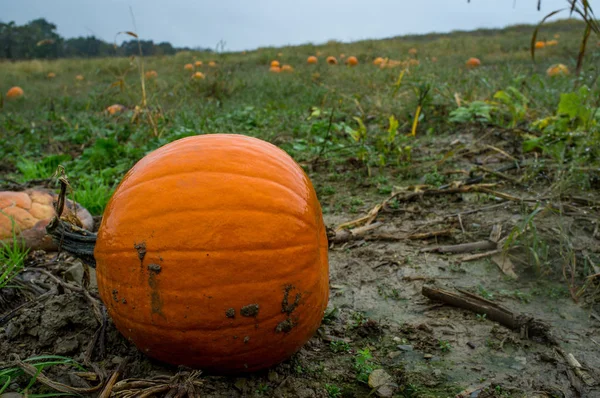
[307,56,318,64]
[208,61,217,67]
[326,56,338,65]
[94,134,329,373]
[47,72,56,79]
[465,57,481,68]
[195,61,203,67]
[6,86,24,99]
[281,64,294,72]
[373,57,385,66]
[192,71,205,80]
[346,56,358,66]
[145,70,158,79]
[270,60,280,68]
[75,75,85,81]
[535,41,546,49]
[184,63,194,71]
[0,190,93,251]
[546,63,569,77]
[106,104,126,115]
[269,66,281,73]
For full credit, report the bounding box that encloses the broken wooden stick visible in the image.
[421,285,556,343]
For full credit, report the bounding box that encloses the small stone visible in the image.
[111,356,124,364]
[376,384,395,398]
[64,262,84,285]
[397,345,413,351]
[388,351,402,359]
[424,353,433,359]
[233,378,247,391]
[368,369,393,388]
[55,337,79,355]
[147,263,161,273]
[240,304,259,317]
[392,336,401,343]
[268,370,279,382]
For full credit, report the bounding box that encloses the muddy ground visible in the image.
[1,131,600,398]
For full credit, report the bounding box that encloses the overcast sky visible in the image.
[0,0,593,51]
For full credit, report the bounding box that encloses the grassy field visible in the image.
[1,18,600,397]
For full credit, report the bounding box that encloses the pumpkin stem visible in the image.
[46,167,97,266]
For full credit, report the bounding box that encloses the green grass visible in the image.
[0,216,29,289]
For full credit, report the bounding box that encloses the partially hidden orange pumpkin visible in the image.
[75,75,84,81]
[192,71,205,80]
[326,56,338,65]
[408,48,418,55]
[47,72,56,79]
[307,56,318,64]
[465,57,481,68]
[0,189,93,250]
[346,56,358,66]
[195,61,203,67]
[373,57,385,66]
[6,86,24,99]
[208,61,217,67]
[281,64,294,72]
[271,60,280,67]
[535,41,546,49]
[145,70,158,79]
[106,104,126,115]
[94,134,330,373]
[184,63,194,71]
[547,63,569,77]
[545,40,558,46]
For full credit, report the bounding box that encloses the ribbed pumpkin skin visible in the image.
[95,134,329,373]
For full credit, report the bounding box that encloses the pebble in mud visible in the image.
[240,304,259,317]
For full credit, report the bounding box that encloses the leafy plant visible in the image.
[354,348,377,384]
[330,340,351,353]
[493,86,529,128]
[325,384,342,398]
[449,101,493,124]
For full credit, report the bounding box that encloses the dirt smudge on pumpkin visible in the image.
[240,304,259,317]
[147,263,161,273]
[134,241,146,265]
[147,263,164,319]
[225,308,235,318]
[275,318,295,333]
[276,285,301,333]
[282,284,302,314]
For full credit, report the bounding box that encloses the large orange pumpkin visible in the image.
[94,134,329,373]
[6,86,24,99]
[307,56,318,64]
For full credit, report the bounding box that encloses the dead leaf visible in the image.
[491,253,517,279]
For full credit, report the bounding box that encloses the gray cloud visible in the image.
[0,0,587,51]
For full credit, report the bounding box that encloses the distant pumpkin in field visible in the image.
[546,63,569,77]
[431,57,438,63]
[277,52,283,57]
[307,56,318,64]
[373,57,385,66]
[184,63,194,71]
[47,72,56,79]
[346,56,358,66]
[194,61,203,67]
[269,66,281,73]
[281,64,294,72]
[208,61,217,67]
[106,104,126,115]
[6,86,24,99]
[535,41,546,49]
[326,56,338,65]
[554,34,560,39]
[316,51,323,56]
[340,53,345,59]
[192,72,205,80]
[75,75,84,81]
[545,40,558,46]
[408,48,418,55]
[408,59,420,66]
[270,60,280,68]
[465,57,481,68]
[145,70,158,79]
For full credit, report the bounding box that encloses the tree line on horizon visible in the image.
[0,18,211,60]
